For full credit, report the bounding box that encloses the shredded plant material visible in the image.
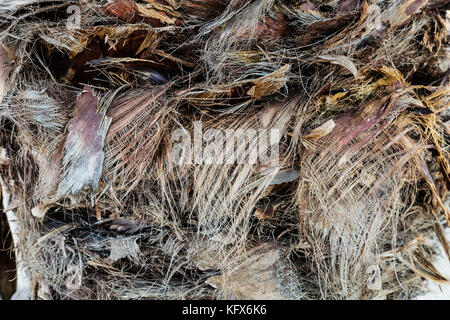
[0,0,448,300]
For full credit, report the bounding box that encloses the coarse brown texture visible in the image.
[0,0,448,300]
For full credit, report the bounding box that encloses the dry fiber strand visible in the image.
[0,0,449,300]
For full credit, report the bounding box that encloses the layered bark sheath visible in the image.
[0,0,449,299]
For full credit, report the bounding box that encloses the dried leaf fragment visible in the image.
[434,222,450,263]
[269,168,300,185]
[246,64,290,99]
[319,55,358,78]
[417,156,450,223]
[413,252,449,284]
[303,119,336,139]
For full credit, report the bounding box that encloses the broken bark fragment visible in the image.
[102,0,182,27]
[57,87,111,196]
[0,0,448,301]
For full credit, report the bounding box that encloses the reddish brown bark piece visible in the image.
[296,13,358,46]
[102,0,140,23]
[102,0,182,27]
[57,86,111,195]
[68,87,102,148]
[337,0,362,13]
[257,13,291,38]
[405,0,428,15]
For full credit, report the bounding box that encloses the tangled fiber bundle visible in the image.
[0,0,449,300]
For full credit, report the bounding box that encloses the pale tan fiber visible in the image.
[0,0,448,300]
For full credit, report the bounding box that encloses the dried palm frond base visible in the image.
[0,0,449,300]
